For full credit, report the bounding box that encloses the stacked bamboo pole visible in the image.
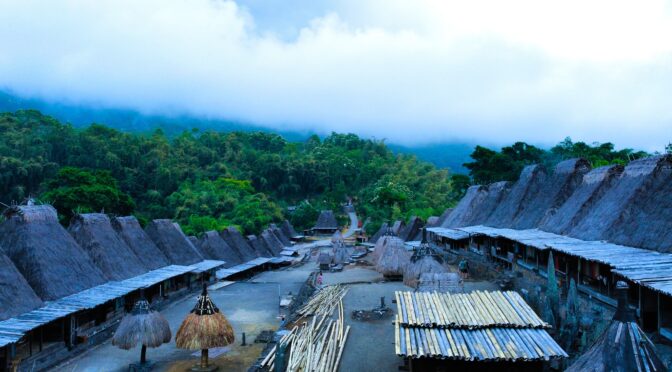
[260,285,351,371]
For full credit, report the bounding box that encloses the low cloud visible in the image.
[1,0,671,150]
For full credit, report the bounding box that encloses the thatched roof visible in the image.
[112,216,170,270]
[0,251,43,320]
[459,181,511,227]
[485,164,547,227]
[247,235,273,257]
[270,225,292,247]
[425,216,440,228]
[332,246,350,264]
[313,210,338,230]
[403,255,447,287]
[510,158,591,229]
[436,208,453,226]
[398,216,424,241]
[538,165,623,234]
[566,282,666,372]
[261,229,284,256]
[145,219,203,265]
[220,227,257,261]
[441,185,489,228]
[568,155,672,252]
[375,236,410,276]
[0,205,106,300]
[391,220,405,235]
[198,231,243,267]
[372,234,390,263]
[369,222,388,244]
[69,213,148,281]
[112,297,171,350]
[176,285,234,350]
[280,220,300,239]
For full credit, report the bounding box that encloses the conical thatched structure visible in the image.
[313,210,339,233]
[375,236,410,278]
[403,256,447,287]
[441,185,489,228]
[0,251,43,320]
[371,228,394,263]
[145,220,204,265]
[436,208,453,226]
[280,220,300,240]
[0,205,106,300]
[332,245,350,265]
[112,295,171,365]
[566,282,666,372]
[220,227,257,261]
[69,213,148,281]
[462,181,511,227]
[399,216,423,241]
[176,284,234,370]
[391,220,405,235]
[270,224,292,246]
[112,216,170,270]
[369,222,388,244]
[247,235,273,257]
[198,231,243,268]
[261,229,284,256]
[485,164,547,228]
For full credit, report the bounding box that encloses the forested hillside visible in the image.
[0,110,455,235]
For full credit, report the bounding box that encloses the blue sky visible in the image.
[1,0,671,149]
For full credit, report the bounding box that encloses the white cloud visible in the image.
[0,0,671,150]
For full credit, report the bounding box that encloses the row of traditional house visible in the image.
[0,204,300,371]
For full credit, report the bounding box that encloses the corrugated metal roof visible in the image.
[395,291,548,329]
[0,265,193,347]
[394,290,566,361]
[215,257,271,279]
[189,260,226,273]
[427,227,471,241]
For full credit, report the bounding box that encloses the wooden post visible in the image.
[140,344,147,364]
[200,349,208,369]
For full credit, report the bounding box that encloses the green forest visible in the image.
[0,110,653,236]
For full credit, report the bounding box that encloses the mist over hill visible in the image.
[0,91,474,173]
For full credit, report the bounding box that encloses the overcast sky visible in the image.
[1,0,671,149]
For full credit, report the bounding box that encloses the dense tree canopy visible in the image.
[0,110,455,234]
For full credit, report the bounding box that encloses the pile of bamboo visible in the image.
[297,285,348,317]
[260,286,351,371]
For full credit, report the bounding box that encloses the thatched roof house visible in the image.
[566,282,666,372]
[270,224,292,246]
[398,216,423,241]
[69,213,148,281]
[436,208,453,226]
[247,235,273,257]
[112,216,170,270]
[280,220,301,240]
[511,158,591,229]
[403,255,446,288]
[261,228,284,256]
[0,251,43,320]
[485,164,547,228]
[313,210,339,233]
[461,181,511,227]
[425,216,440,228]
[198,231,243,268]
[220,227,257,261]
[145,219,204,265]
[0,205,106,300]
[538,164,623,234]
[391,220,405,235]
[375,236,410,277]
[441,185,488,228]
[568,155,672,252]
[369,222,388,244]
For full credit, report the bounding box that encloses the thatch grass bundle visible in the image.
[375,237,410,277]
[113,296,171,364]
[403,256,448,287]
[176,284,234,352]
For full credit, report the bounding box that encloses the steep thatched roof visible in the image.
[436,208,453,226]
[145,219,203,265]
[600,155,672,252]
[441,185,489,228]
[511,158,591,229]
[375,236,410,277]
[0,205,106,300]
[460,181,511,227]
[261,229,284,256]
[538,165,623,234]
[403,256,447,288]
[313,210,338,230]
[270,225,292,246]
[568,155,672,252]
[399,216,423,241]
[220,227,257,261]
[247,235,273,257]
[0,251,43,320]
[198,231,243,267]
[372,234,390,263]
[566,282,666,372]
[280,220,300,239]
[69,213,148,281]
[425,216,440,228]
[485,164,547,227]
[369,222,388,244]
[112,216,170,270]
[332,245,350,264]
[391,220,405,235]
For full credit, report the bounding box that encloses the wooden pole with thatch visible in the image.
[112,291,171,367]
[176,283,235,372]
